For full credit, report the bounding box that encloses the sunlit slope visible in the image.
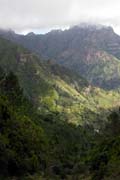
[0,37,120,126]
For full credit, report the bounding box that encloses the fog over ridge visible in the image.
[0,0,120,34]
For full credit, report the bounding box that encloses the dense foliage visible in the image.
[89,110,120,180]
[0,36,120,179]
[0,68,94,179]
[0,37,119,128]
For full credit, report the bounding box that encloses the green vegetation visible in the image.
[89,110,120,180]
[2,25,120,89]
[0,68,120,180]
[0,68,94,179]
[0,36,120,179]
[0,37,120,127]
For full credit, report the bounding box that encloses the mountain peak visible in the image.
[0,28,15,35]
[71,23,114,33]
[27,32,35,36]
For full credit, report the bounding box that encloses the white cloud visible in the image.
[0,0,120,34]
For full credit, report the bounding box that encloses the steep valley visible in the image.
[0,27,120,179]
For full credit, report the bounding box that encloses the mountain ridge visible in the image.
[1,24,120,89]
[0,27,120,179]
[0,36,120,127]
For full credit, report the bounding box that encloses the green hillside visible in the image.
[0,58,120,180]
[0,56,120,180]
[0,69,93,179]
[0,37,120,179]
[0,37,120,127]
[2,25,120,89]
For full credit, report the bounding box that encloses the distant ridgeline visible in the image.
[1,25,120,89]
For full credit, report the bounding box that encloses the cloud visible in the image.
[0,0,120,34]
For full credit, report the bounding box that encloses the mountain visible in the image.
[0,64,95,179]
[0,31,120,179]
[0,36,120,128]
[1,66,120,180]
[1,25,120,89]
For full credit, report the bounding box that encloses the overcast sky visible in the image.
[0,0,120,34]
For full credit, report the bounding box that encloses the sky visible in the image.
[0,0,120,34]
